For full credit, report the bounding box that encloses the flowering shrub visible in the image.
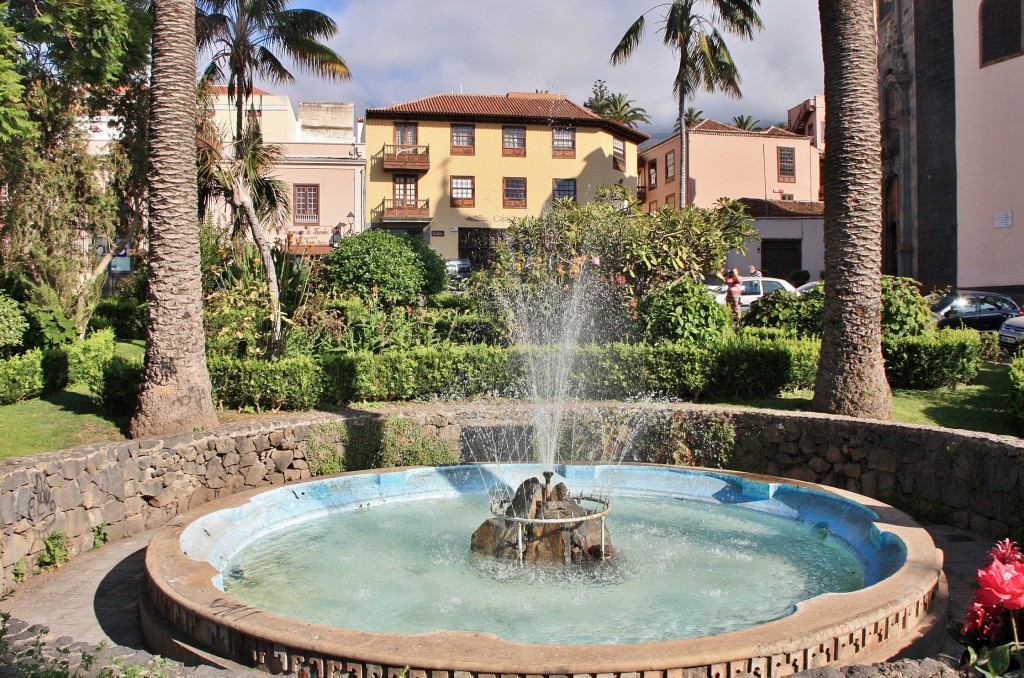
[961,539,1024,676]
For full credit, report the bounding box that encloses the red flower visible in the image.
[962,600,1006,641]
[990,539,1024,564]
[977,559,1024,610]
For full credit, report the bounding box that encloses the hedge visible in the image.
[882,329,981,389]
[1011,353,1024,433]
[707,335,820,398]
[208,355,321,412]
[65,329,116,393]
[0,349,46,405]
[89,298,147,340]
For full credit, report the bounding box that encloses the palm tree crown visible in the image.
[611,0,762,204]
[730,114,759,130]
[600,93,652,128]
[197,0,351,145]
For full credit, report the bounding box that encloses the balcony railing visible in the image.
[380,198,431,220]
[382,144,430,171]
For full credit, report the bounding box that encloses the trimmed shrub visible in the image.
[0,291,28,355]
[707,335,820,398]
[641,279,730,348]
[0,349,45,405]
[316,230,437,307]
[345,416,459,471]
[881,276,935,338]
[99,356,143,415]
[65,329,116,392]
[208,355,322,411]
[1010,354,1024,433]
[742,286,822,338]
[89,297,147,340]
[882,329,981,389]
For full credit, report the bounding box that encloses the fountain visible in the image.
[141,270,946,675]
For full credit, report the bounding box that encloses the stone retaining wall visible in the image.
[2,402,1023,590]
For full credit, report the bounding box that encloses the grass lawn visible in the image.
[706,362,1019,437]
[0,357,1019,462]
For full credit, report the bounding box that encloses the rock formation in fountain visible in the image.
[471,476,613,564]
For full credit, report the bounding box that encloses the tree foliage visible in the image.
[583,81,650,128]
[498,185,759,302]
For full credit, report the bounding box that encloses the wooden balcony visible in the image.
[379,198,432,222]
[381,144,430,171]
[637,186,647,201]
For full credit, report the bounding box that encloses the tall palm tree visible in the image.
[197,0,351,148]
[730,114,758,130]
[673,107,705,133]
[812,0,892,419]
[130,0,218,438]
[600,93,651,128]
[611,0,762,206]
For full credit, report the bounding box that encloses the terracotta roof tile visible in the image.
[691,119,802,139]
[366,93,648,143]
[738,198,825,218]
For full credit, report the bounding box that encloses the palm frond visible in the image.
[610,16,646,65]
[274,8,340,40]
[254,46,295,84]
[263,35,350,80]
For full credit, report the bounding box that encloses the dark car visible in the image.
[930,291,1023,332]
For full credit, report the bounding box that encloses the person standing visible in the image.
[747,264,762,278]
[725,267,744,320]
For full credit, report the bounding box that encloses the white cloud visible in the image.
[263,0,824,135]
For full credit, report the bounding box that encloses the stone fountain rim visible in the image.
[144,463,944,674]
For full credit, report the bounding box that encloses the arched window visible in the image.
[981,0,1023,65]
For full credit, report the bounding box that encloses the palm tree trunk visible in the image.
[130,0,219,438]
[811,0,893,419]
[232,178,282,344]
[677,61,688,206]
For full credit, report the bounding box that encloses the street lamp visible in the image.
[346,211,355,233]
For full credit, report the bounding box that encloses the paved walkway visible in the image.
[0,522,996,674]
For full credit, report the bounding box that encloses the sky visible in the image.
[265,0,825,139]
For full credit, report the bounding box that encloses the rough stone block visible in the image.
[270,450,294,472]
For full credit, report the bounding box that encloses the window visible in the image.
[778,147,796,183]
[665,194,676,209]
[666,151,676,180]
[503,177,527,208]
[503,126,526,156]
[451,176,475,207]
[553,179,577,202]
[552,127,575,158]
[394,122,417,146]
[981,0,1023,65]
[762,280,785,294]
[393,175,418,206]
[648,200,657,212]
[612,138,625,171]
[648,160,658,189]
[781,193,794,201]
[451,124,475,155]
[294,184,319,224]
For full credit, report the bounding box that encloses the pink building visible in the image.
[638,117,824,280]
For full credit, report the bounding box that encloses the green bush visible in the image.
[881,276,935,338]
[1010,354,1024,433]
[707,335,820,398]
[401,233,448,297]
[315,230,438,307]
[882,329,981,389]
[90,297,147,340]
[306,422,348,475]
[99,356,143,415]
[345,416,459,471]
[0,290,28,355]
[640,279,730,348]
[23,303,76,348]
[65,328,115,392]
[742,286,823,338]
[208,355,322,411]
[0,349,45,405]
[742,276,933,340]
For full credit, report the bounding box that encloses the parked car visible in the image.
[930,290,1022,332]
[999,315,1024,352]
[795,281,820,295]
[702,272,725,291]
[713,277,796,313]
[445,258,472,281]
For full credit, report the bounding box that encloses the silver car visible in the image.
[713,277,796,313]
[999,315,1024,352]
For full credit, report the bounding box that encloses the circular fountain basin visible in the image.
[143,464,946,676]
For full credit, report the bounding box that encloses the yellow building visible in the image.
[364,92,648,263]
